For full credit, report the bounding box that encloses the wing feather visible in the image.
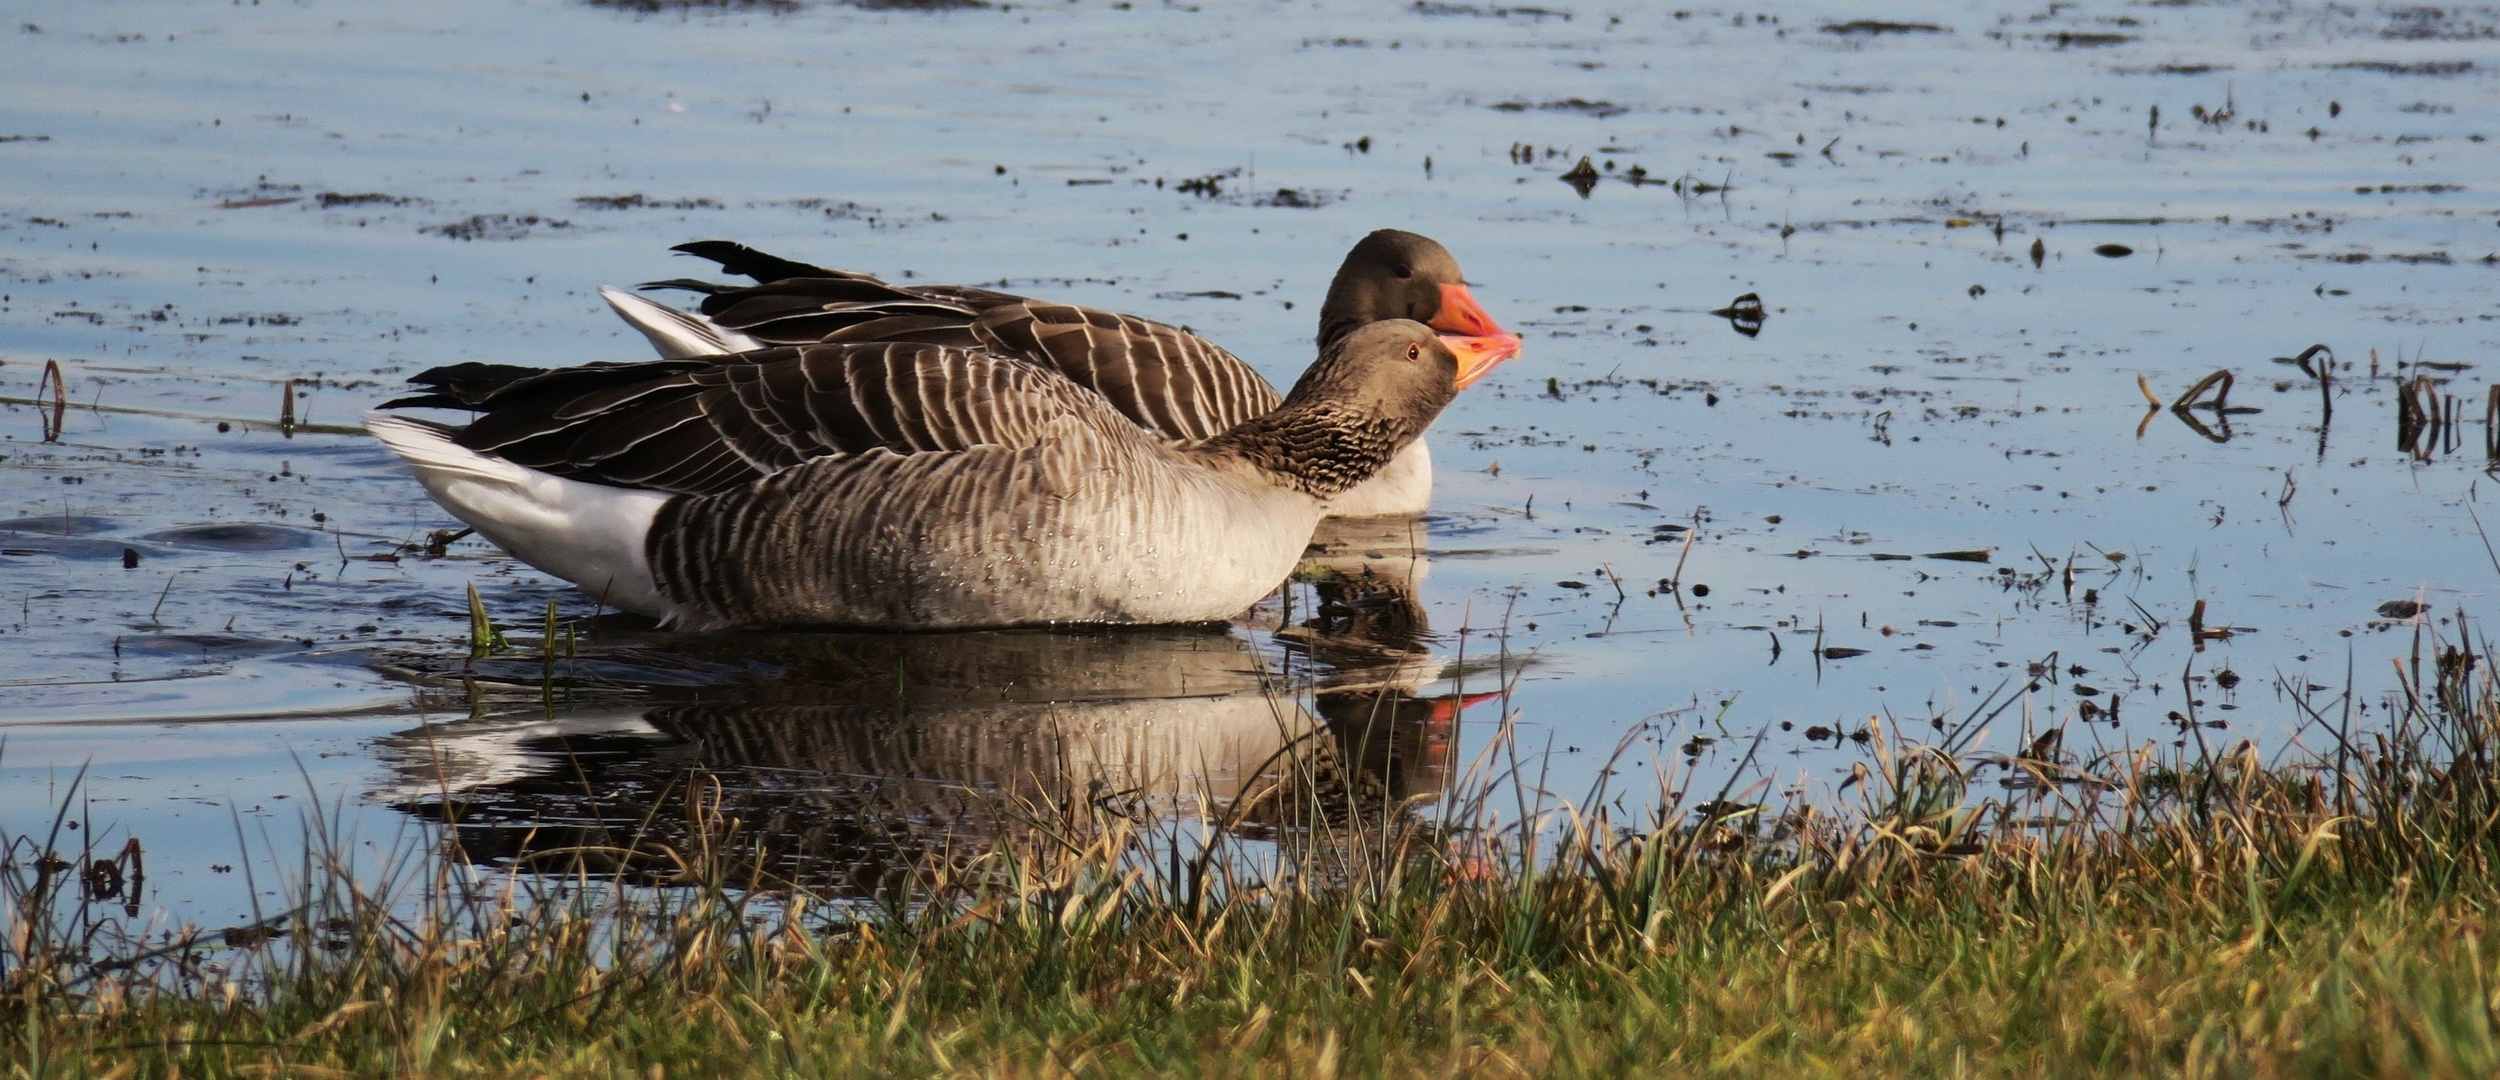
[972,302,1282,441]
[409,343,1108,496]
[632,250,1289,443]
[425,249,1295,498]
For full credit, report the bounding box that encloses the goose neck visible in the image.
[1200,400,1411,501]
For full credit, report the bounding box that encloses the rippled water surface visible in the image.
[4,0,2498,922]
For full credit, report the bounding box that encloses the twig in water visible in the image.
[422,527,472,557]
[2282,343,2333,381]
[1668,508,1701,586]
[2464,502,2500,585]
[2172,369,2234,412]
[2312,346,2336,459]
[2398,374,2442,458]
[1812,611,1826,682]
[38,359,67,443]
[148,573,177,625]
[2484,385,2499,463]
[2186,599,2241,649]
[2280,345,2336,458]
[2125,595,2165,638]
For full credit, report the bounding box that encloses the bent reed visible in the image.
[11,620,2500,1078]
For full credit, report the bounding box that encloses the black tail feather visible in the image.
[668,240,849,284]
[384,359,725,411]
[378,391,471,409]
[381,361,551,409]
[638,277,735,296]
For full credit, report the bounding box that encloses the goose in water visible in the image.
[592,229,1519,518]
[369,320,1516,631]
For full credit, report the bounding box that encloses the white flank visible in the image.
[1321,438,1432,518]
[596,285,767,359]
[366,412,678,620]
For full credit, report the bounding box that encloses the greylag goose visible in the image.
[369,320,1515,631]
[592,229,1520,517]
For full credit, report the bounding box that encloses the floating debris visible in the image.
[423,214,573,241]
[1924,550,1993,563]
[316,191,416,208]
[424,527,474,557]
[1559,156,1600,198]
[573,194,724,210]
[1171,170,1239,197]
[1256,188,1334,209]
[2331,60,2473,76]
[1821,20,1947,35]
[1412,1,1571,20]
[1491,98,1626,119]
[1710,292,1766,338]
[585,0,807,12]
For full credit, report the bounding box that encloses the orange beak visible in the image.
[1424,689,1507,725]
[1430,283,1523,389]
[1443,333,1524,389]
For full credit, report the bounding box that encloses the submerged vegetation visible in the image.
[6,619,2500,1077]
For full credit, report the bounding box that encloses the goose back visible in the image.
[648,246,1284,441]
[391,343,1109,496]
[970,302,1279,441]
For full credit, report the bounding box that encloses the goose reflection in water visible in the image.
[373,522,1497,894]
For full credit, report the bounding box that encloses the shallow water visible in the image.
[4,0,2498,921]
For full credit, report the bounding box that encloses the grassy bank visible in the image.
[11,628,2500,1077]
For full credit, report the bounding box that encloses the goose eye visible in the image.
[1393,264,1413,279]
[1405,343,1421,361]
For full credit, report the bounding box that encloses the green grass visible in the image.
[13,624,2500,1077]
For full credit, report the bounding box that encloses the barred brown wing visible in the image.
[972,301,1281,442]
[435,343,1115,496]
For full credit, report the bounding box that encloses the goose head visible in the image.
[1214,320,1485,499]
[1287,318,1467,431]
[1317,229,1523,389]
